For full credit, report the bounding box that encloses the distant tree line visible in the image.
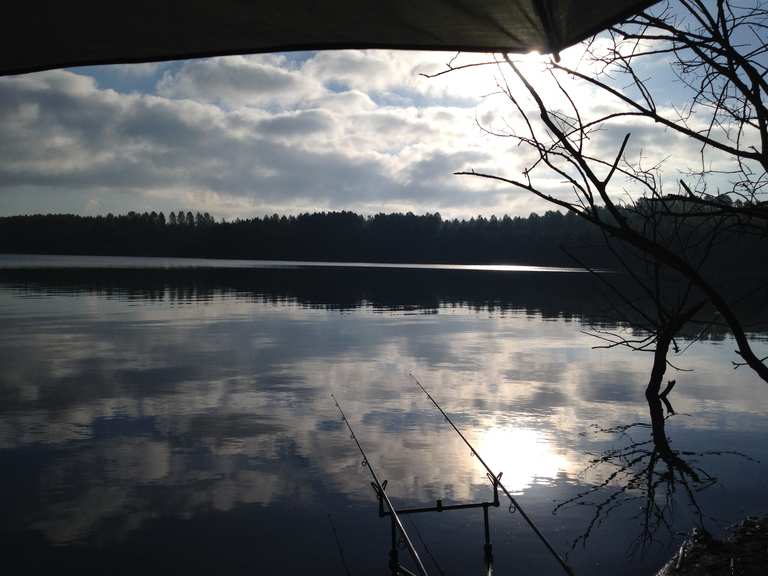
[0,208,761,270]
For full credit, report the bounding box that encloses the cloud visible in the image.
[0,65,528,218]
[247,109,337,140]
[5,48,682,219]
[305,89,377,112]
[302,50,417,92]
[156,55,325,109]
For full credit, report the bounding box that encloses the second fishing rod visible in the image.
[331,393,429,576]
[409,373,576,576]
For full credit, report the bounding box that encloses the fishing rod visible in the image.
[331,394,429,576]
[409,374,576,576]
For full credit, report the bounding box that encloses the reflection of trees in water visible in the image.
[3,267,765,340]
[555,391,756,552]
[549,185,762,551]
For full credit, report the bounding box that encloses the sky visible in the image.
[0,32,728,220]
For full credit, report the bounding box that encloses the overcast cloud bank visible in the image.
[0,48,709,219]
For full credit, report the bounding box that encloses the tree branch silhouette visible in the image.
[454,0,768,383]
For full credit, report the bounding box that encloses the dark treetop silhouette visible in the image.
[1,209,764,274]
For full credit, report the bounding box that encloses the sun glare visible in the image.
[474,425,571,493]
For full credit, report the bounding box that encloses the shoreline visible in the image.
[656,517,768,576]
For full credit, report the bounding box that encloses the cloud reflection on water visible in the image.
[0,269,767,574]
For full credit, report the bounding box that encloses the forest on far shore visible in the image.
[0,209,760,272]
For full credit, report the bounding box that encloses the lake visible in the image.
[1,255,767,575]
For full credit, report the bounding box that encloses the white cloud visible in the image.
[156,55,325,109]
[0,63,525,218]
[2,46,714,219]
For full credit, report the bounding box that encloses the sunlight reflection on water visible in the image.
[0,253,587,272]
[474,426,574,492]
[0,261,766,575]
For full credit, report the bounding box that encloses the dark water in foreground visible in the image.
[1,255,767,575]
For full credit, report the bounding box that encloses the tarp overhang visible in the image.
[1,0,658,76]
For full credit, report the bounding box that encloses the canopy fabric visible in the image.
[1,0,657,76]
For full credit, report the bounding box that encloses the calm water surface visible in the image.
[1,255,767,575]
